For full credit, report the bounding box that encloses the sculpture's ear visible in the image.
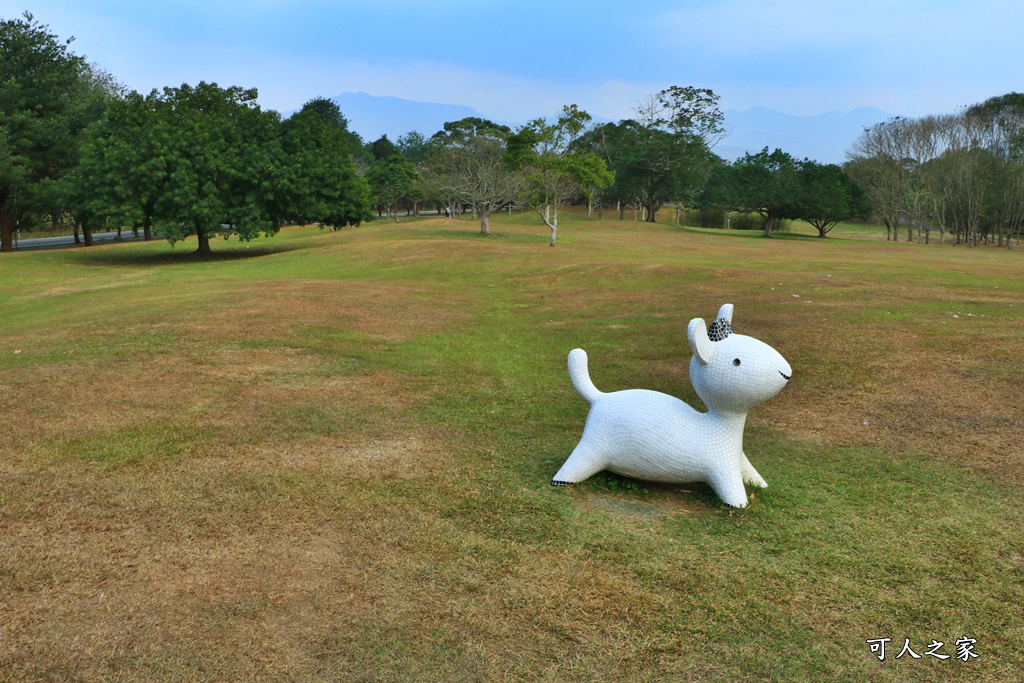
[717,303,734,324]
[688,318,715,365]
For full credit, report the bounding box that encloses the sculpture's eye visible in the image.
[733,358,741,366]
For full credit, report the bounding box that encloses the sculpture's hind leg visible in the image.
[551,439,608,486]
[741,452,768,488]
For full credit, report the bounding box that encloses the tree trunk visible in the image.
[0,211,14,253]
[81,222,93,247]
[196,220,211,256]
[645,200,658,223]
[762,214,773,238]
[143,216,153,241]
[541,204,558,247]
[73,221,81,244]
[618,200,625,221]
[479,206,490,235]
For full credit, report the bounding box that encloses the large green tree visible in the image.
[65,89,165,245]
[700,148,801,237]
[795,161,869,237]
[152,82,286,255]
[369,134,398,162]
[585,86,723,223]
[366,154,418,222]
[279,97,373,230]
[0,13,92,252]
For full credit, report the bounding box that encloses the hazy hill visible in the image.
[322,92,484,143]
[305,92,892,164]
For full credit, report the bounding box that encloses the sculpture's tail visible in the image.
[568,349,604,404]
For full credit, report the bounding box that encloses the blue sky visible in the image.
[7,0,1022,122]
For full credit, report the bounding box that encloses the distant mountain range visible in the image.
[312,92,484,144]
[303,92,893,165]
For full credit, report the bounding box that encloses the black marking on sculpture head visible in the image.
[708,318,732,342]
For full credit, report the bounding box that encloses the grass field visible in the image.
[1,211,1022,681]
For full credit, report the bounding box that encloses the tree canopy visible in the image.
[366,154,418,222]
[580,87,723,223]
[507,105,613,246]
[427,117,520,235]
[847,97,1024,246]
[280,97,373,230]
[0,12,94,252]
[796,161,869,237]
[147,82,287,255]
[700,148,801,237]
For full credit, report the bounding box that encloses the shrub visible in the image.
[679,209,784,231]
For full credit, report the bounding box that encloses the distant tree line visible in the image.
[4,12,1020,254]
[0,13,371,255]
[846,95,1024,247]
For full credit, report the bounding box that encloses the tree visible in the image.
[151,82,286,256]
[639,85,726,147]
[280,97,373,230]
[426,117,522,235]
[369,134,398,161]
[584,86,723,223]
[66,89,165,245]
[396,131,439,216]
[396,131,433,165]
[366,154,418,222]
[847,118,915,242]
[507,105,613,246]
[586,120,703,222]
[795,161,869,237]
[845,93,1024,250]
[0,13,91,252]
[965,94,1024,247]
[701,148,800,237]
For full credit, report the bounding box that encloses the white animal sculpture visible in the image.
[551,304,792,508]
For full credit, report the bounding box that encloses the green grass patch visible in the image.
[1,216,1021,681]
[46,422,211,468]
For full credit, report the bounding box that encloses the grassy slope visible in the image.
[1,212,1021,681]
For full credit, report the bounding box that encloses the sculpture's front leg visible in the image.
[707,463,748,508]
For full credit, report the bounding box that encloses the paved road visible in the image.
[11,231,144,250]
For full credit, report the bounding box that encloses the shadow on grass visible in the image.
[69,242,307,267]
[672,224,834,242]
